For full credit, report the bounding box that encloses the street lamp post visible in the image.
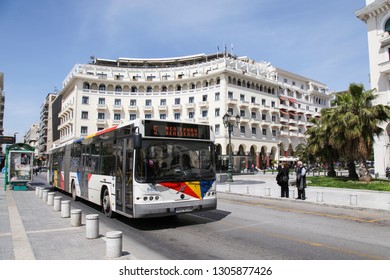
[223,113,241,182]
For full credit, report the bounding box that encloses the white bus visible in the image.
[48,119,217,218]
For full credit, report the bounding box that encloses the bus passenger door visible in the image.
[115,138,134,215]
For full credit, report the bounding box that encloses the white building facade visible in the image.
[57,53,330,171]
[356,0,390,176]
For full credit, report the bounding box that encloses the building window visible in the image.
[98,98,105,105]
[262,99,266,106]
[202,95,207,101]
[81,111,88,119]
[189,112,194,118]
[114,99,121,105]
[215,124,220,135]
[215,108,220,117]
[145,99,152,106]
[240,126,245,134]
[145,114,151,119]
[272,129,277,137]
[240,94,245,101]
[98,113,105,120]
[385,17,390,32]
[271,101,275,107]
[251,96,256,103]
[228,91,233,99]
[272,115,276,122]
[215,92,220,101]
[251,111,256,119]
[189,97,194,103]
[262,113,266,121]
[240,110,245,117]
[130,99,136,106]
[114,113,121,120]
[175,98,180,105]
[81,126,88,135]
[129,114,136,120]
[82,96,89,104]
[115,85,122,92]
[160,114,166,119]
[251,127,256,135]
[160,99,166,105]
[262,128,267,136]
[174,113,181,119]
[202,110,208,117]
[228,108,233,115]
[99,84,106,91]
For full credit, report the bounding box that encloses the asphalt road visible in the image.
[31,173,390,260]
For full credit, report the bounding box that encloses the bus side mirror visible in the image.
[134,133,142,150]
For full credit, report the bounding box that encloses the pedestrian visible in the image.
[276,162,289,198]
[295,161,307,200]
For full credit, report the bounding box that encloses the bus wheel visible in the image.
[71,182,78,201]
[102,188,114,217]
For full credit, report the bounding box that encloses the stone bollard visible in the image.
[42,189,49,202]
[86,214,99,239]
[53,196,62,212]
[350,194,357,206]
[106,231,123,258]
[70,209,82,227]
[47,192,55,206]
[265,188,270,196]
[61,200,71,218]
[38,187,44,198]
[290,189,295,199]
[35,187,41,196]
[316,192,324,202]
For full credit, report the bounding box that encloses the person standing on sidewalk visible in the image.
[277,162,290,198]
[296,161,307,200]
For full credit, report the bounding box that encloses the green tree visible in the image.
[322,83,390,181]
[305,117,339,177]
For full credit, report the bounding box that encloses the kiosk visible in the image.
[4,143,34,191]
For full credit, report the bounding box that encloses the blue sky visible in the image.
[0,0,368,141]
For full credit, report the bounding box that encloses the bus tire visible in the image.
[102,188,115,217]
[71,181,79,201]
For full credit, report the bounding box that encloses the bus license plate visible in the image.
[175,206,193,213]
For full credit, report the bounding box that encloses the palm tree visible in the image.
[305,117,339,177]
[323,83,390,181]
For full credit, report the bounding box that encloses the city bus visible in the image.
[47,119,217,218]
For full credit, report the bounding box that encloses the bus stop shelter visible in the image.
[4,143,34,191]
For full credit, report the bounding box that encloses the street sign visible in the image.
[0,136,15,144]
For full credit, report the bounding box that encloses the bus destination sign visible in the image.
[144,120,210,140]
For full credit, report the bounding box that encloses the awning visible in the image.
[288,98,297,103]
[279,96,288,101]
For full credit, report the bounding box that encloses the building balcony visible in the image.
[158,105,168,111]
[198,117,208,123]
[97,119,107,125]
[227,98,238,105]
[184,118,195,122]
[199,101,209,108]
[143,105,153,112]
[113,105,122,111]
[128,105,138,111]
[250,103,260,109]
[239,100,250,107]
[185,103,196,109]
[279,130,289,137]
[239,117,250,123]
[172,104,182,111]
[112,119,122,125]
[97,104,107,110]
[260,105,270,111]
[250,118,261,125]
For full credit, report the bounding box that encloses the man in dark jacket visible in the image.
[296,161,307,200]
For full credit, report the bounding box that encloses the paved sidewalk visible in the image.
[0,175,138,260]
[218,173,390,212]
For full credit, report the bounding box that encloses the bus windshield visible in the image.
[135,139,215,183]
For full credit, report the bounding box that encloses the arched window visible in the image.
[385,18,390,32]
